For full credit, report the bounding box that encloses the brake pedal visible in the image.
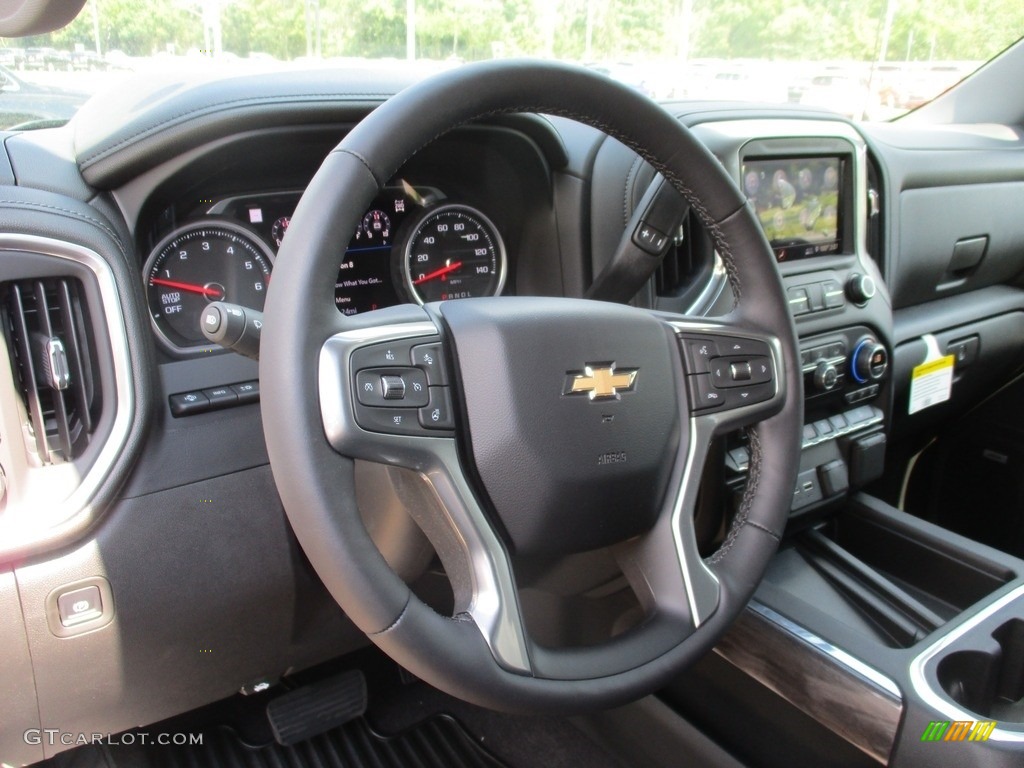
[267,669,367,746]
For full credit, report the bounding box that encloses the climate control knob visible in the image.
[846,273,877,305]
[813,361,839,392]
[851,340,888,383]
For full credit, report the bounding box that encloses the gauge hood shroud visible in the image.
[69,69,569,190]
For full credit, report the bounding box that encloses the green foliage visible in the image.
[7,0,1024,63]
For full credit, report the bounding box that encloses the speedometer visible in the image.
[401,204,506,304]
[144,221,273,353]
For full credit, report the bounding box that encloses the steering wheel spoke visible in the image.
[318,318,532,674]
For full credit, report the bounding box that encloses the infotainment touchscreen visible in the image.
[741,157,842,261]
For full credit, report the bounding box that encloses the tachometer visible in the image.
[401,204,506,304]
[144,221,273,353]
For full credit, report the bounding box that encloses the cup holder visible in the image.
[937,618,1024,723]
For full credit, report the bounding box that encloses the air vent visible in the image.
[655,213,707,297]
[1,278,99,464]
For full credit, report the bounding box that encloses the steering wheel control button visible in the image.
[710,355,773,388]
[411,342,449,385]
[350,339,419,371]
[354,406,429,437]
[355,367,429,408]
[632,220,669,254]
[729,361,752,382]
[169,389,211,416]
[724,383,773,409]
[57,585,103,627]
[381,375,406,400]
[419,387,455,429]
[679,337,719,374]
[688,374,726,411]
[719,337,770,357]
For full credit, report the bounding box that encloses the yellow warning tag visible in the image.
[908,354,955,415]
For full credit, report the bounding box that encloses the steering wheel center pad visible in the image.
[440,296,680,556]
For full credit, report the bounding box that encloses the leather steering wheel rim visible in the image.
[261,59,802,713]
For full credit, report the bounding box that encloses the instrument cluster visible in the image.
[143,182,508,355]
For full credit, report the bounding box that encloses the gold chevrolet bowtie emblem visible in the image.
[567,364,638,400]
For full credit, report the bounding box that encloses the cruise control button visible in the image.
[687,374,726,411]
[411,342,449,385]
[381,375,406,400]
[350,339,420,371]
[354,406,429,436]
[419,386,455,430]
[356,368,429,408]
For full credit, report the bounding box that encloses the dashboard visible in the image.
[3,62,1024,768]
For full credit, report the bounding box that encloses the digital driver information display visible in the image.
[741,157,842,261]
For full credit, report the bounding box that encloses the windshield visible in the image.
[1,0,1022,130]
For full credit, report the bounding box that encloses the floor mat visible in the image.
[102,715,505,768]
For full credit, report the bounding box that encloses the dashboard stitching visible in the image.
[78,93,396,167]
[0,199,128,257]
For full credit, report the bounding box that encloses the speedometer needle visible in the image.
[150,277,224,298]
[413,261,463,285]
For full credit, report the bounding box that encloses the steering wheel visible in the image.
[261,60,802,713]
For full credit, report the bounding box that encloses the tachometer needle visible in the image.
[413,261,463,285]
[150,277,223,297]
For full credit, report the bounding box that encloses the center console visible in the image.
[673,120,1024,767]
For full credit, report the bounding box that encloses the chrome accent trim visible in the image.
[401,203,508,305]
[682,251,728,316]
[140,219,276,357]
[716,600,903,764]
[909,584,1024,744]
[0,234,135,554]
[45,337,70,391]
[750,602,902,699]
[318,321,532,674]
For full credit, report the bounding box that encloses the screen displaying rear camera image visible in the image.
[741,157,842,261]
